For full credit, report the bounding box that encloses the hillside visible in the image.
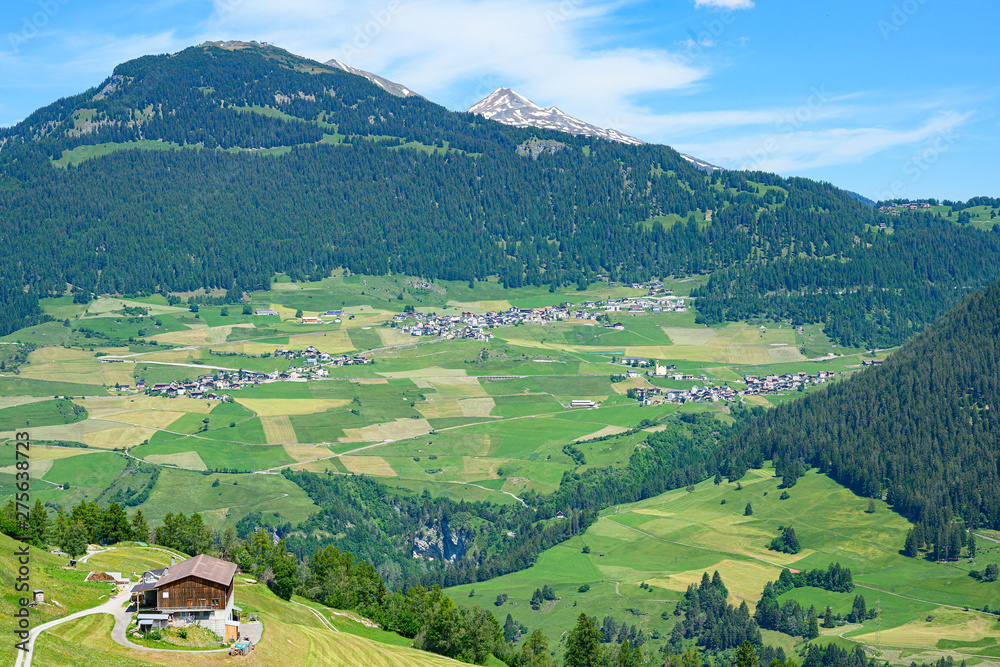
[712,276,1000,540]
[0,42,999,349]
[0,533,466,666]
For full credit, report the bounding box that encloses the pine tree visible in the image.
[28,499,49,546]
[784,526,800,553]
[745,502,753,516]
[806,606,819,639]
[822,606,835,628]
[616,639,641,667]
[734,640,758,667]
[565,613,603,667]
[968,532,977,558]
[903,528,919,557]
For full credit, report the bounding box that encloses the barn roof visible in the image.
[154,554,236,589]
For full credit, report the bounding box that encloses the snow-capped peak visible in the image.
[465,88,642,146]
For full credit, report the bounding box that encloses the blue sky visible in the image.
[1,0,997,201]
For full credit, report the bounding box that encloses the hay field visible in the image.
[239,398,350,416]
[149,325,213,346]
[430,377,487,398]
[417,399,464,419]
[378,329,419,346]
[0,396,52,409]
[444,299,513,312]
[20,347,134,385]
[379,366,468,379]
[101,409,187,429]
[853,607,1000,647]
[81,425,158,449]
[83,296,187,318]
[574,425,628,441]
[611,376,654,394]
[145,451,208,470]
[286,330,355,352]
[75,395,215,418]
[341,418,432,442]
[261,415,298,444]
[283,444,332,462]
[341,455,396,476]
[458,397,495,417]
[662,327,717,345]
[647,558,781,608]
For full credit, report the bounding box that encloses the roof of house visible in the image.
[153,554,237,589]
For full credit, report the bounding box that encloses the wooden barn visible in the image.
[132,554,238,638]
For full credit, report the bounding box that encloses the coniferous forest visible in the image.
[709,278,1000,542]
[1,43,1000,350]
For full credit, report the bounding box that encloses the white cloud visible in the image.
[674,110,972,173]
[694,0,755,10]
[199,0,707,114]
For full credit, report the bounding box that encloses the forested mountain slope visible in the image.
[711,278,1000,540]
[1,41,998,349]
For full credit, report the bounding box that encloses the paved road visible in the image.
[14,588,133,667]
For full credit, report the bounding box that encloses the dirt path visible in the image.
[288,599,339,632]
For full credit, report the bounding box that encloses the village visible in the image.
[619,364,837,406]
[391,294,687,340]
[126,347,370,400]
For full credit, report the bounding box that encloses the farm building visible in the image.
[131,554,238,637]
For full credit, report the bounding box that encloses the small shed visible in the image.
[32,590,44,603]
[137,613,169,631]
[225,620,240,642]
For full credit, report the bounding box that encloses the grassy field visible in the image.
[446,466,1000,663]
[0,398,87,431]
[1,278,879,517]
[0,533,119,665]
[24,544,464,667]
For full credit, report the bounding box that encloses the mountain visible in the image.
[712,276,1000,538]
[466,87,642,145]
[466,87,719,170]
[324,58,419,98]
[0,41,998,351]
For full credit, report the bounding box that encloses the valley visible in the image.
[0,37,998,667]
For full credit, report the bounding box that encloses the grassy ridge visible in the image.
[447,466,1000,662]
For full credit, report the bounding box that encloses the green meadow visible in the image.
[447,466,1000,663]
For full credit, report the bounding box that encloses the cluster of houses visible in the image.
[633,383,738,406]
[622,367,836,406]
[142,346,371,400]
[597,295,687,313]
[742,371,835,395]
[877,202,932,214]
[272,346,370,368]
[394,306,582,339]
[391,295,688,340]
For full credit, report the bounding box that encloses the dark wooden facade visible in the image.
[157,575,233,611]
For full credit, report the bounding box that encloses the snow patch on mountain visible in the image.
[466,88,643,146]
[325,59,418,98]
